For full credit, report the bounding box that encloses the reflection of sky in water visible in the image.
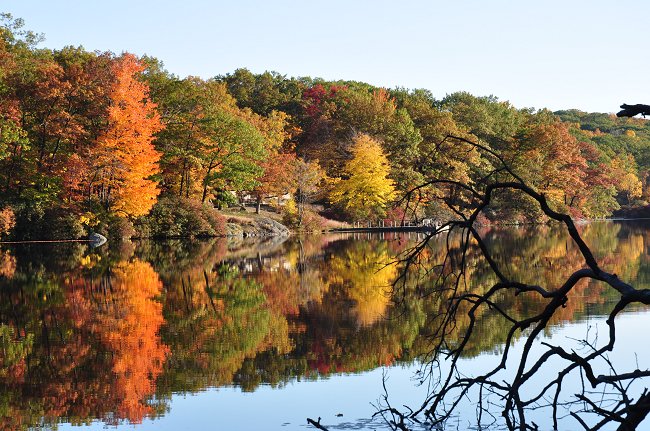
[4,222,650,430]
[57,310,650,431]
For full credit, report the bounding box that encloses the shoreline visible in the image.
[4,216,650,245]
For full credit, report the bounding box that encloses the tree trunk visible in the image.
[202,162,216,203]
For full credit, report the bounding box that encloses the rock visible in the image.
[225,216,290,238]
[253,217,290,237]
[89,233,107,248]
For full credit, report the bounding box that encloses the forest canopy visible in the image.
[1,13,649,239]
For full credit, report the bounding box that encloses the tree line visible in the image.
[1,14,649,239]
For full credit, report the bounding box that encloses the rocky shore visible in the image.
[225,215,291,239]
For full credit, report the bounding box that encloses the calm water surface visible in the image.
[0,221,649,430]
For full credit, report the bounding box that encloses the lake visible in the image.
[0,221,648,430]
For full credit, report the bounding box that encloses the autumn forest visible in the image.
[1,13,650,240]
[4,8,650,430]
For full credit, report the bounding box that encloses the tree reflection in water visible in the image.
[0,224,646,429]
[0,244,167,429]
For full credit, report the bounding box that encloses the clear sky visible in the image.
[3,0,649,113]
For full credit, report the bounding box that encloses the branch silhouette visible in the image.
[382,135,650,431]
[617,103,650,118]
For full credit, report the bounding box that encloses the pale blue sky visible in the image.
[3,0,649,113]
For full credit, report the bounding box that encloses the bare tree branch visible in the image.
[385,135,650,430]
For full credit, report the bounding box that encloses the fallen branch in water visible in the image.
[307,417,329,431]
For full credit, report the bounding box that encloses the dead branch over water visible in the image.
[380,135,650,431]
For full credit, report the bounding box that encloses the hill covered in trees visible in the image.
[1,14,649,240]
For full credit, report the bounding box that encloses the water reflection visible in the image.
[0,222,648,429]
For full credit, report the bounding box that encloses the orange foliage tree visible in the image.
[79,54,163,217]
[520,122,588,212]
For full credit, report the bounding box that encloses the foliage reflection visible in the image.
[0,223,646,428]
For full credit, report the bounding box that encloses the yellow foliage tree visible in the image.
[621,172,642,203]
[611,156,643,204]
[329,133,395,220]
